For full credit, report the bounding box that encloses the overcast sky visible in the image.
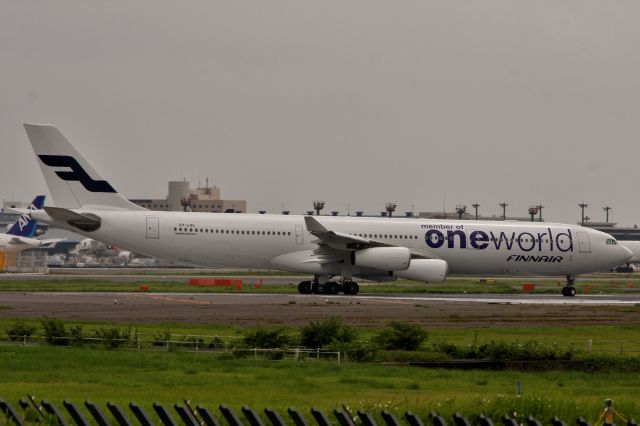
[1,1,639,225]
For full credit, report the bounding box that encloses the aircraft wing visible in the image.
[303,216,437,265]
[38,238,66,247]
[304,216,391,251]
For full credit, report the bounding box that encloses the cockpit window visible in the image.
[605,238,617,245]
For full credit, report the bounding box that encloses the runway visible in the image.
[1,291,638,327]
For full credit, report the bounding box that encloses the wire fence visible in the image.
[0,333,343,362]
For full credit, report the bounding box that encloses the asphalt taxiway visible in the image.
[0,291,638,327]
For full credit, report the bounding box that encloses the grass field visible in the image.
[2,274,639,423]
[1,344,639,424]
[3,319,640,355]
[1,276,639,294]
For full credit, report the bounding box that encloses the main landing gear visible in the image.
[297,280,360,295]
[561,275,577,297]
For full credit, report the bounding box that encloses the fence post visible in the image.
[23,335,27,346]
[166,339,169,351]
[317,348,320,360]
[337,352,341,364]
[254,348,258,360]
[588,339,592,354]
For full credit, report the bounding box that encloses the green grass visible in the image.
[1,345,639,424]
[2,318,640,356]
[1,276,639,294]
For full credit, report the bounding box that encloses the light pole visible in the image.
[386,203,397,217]
[536,204,544,222]
[472,203,480,220]
[603,206,612,223]
[180,198,191,212]
[455,205,467,220]
[313,201,325,216]
[499,202,508,220]
[579,203,588,226]
[528,207,538,222]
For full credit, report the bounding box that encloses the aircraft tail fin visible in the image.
[23,124,145,210]
[6,195,45,237]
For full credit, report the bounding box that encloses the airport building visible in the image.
[418,211,542,222]
[129,180,246,213]
[583,222,640,241]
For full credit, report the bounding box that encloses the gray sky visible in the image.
[2,1,639,225]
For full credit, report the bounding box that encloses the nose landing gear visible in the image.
[562,275,576,297]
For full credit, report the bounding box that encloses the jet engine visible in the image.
[351,247,411,271]
[393,259,448,282]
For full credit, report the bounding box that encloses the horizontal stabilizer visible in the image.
[44,206,101,232]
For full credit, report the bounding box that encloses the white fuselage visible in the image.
[37,210,632,278]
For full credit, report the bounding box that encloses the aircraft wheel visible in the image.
[561,286,576,297]
[327,282,340,295]
[313,282,327,294]
[298,281,313,294]
[343,281,359,295]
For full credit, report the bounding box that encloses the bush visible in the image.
[94,327,129,348]
[374,321,428,351]
[41,318,69,346]
[208,336,226,349]
[328,340,376,362]
[299,317,356,349]
[6,320,37,341]
[242,328,291,348]
[152,329,171,347]
[430,340,575,362]
[69,325,85,346]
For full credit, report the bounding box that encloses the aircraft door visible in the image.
[146,217,160,239]
[295,225,304,245]
[577,230,591,253]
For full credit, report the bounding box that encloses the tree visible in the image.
[299,317,356,348]
[374,321,428,351]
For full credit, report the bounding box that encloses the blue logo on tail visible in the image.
[6,195,45,237]
[38,155,116,193]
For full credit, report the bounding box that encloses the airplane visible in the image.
[0,195,52,252]
[22,124,633,297]
[616,240,640,270]
[620,241,640,262]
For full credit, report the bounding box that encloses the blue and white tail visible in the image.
[24,124,145,210]
[6,195,45,237]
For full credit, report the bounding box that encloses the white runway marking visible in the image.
[356,294,640,305]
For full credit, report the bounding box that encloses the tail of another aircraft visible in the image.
[6,195,45,237]
[23,124,145,210]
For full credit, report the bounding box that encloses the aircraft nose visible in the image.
[619,245,634,263]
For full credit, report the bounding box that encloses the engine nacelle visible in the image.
[351,247,411,271]
[393,259,448,283]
